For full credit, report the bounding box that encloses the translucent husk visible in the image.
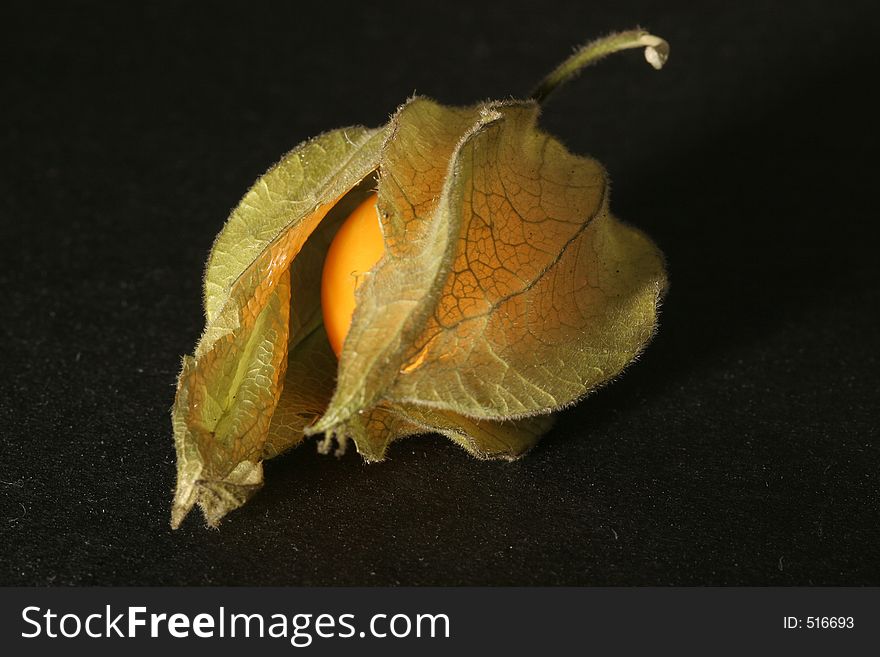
[170,30,669,528]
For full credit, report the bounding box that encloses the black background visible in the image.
[2,0,878,585]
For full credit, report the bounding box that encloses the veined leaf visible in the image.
[311,99,498,437]
[171,126,385,527]
[388,102,666,419]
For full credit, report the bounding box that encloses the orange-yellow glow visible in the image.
[321,193,385,357]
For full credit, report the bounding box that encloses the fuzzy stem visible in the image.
[530,29,669,104]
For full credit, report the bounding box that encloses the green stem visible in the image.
[530,29,669,104]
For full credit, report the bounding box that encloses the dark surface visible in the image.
[2,0,878,586]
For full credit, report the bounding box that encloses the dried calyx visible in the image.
[171,29,670,528]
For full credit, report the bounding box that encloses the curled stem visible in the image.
[530,29,669,104]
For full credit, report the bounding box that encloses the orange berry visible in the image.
[320,193,385,357]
